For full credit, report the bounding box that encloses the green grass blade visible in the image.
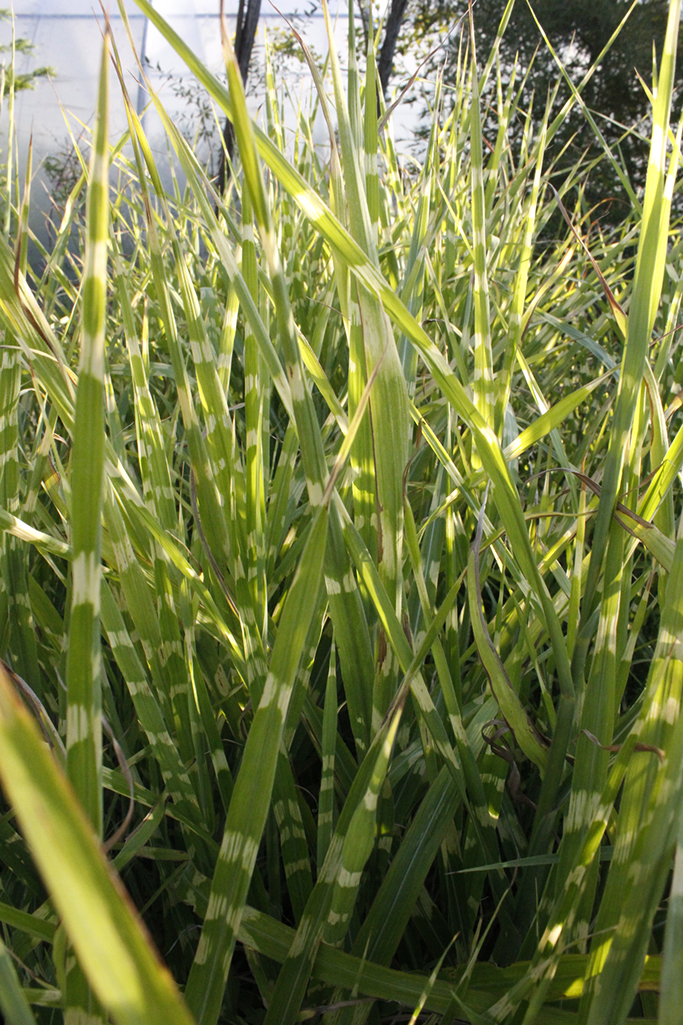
[468,6,494,429]
[323,697,403,947]
[0,934,38,1025]
[184,508,328,1024]
[0,663,196,1025]
[65,33,109,834]
[578,0,682,624]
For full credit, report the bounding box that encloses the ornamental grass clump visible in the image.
[0,0,682,1022]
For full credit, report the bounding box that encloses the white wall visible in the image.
[9,1,335,240]
[9,0,417,247]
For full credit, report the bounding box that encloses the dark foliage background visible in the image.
[407,0,683,222]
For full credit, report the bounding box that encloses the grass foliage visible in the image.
[0,0,682,1021]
